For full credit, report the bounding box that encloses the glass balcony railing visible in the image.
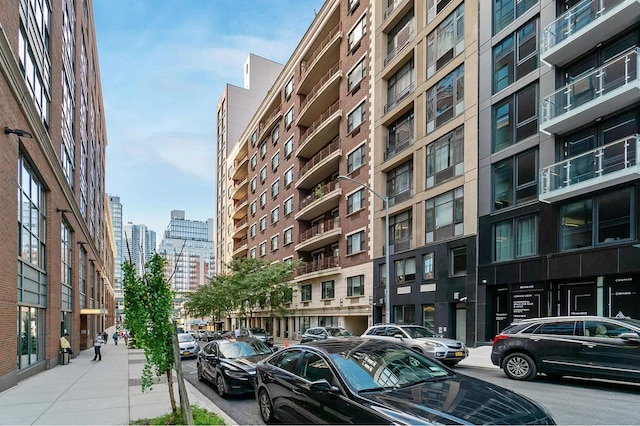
[540,134,639,200]
[384,81,415,114]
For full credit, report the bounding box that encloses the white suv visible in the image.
[361,324,468,366]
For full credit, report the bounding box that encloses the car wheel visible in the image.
[503,353,537,381]
[216,373,227,397]
[197,364,204,382]
[258,389,275,424]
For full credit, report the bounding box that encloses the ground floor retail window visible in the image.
[394,305,415,324]
[18,306,44,370]
[317,316,338,327]
[422,304,435,329]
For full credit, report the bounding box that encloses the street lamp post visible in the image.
[338,175,391,323]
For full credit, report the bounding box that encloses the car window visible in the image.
[368,327,386,336]
[270,349,303,373]
[584,320,635,338]
[501,322,536,334]
[533,321,576,335]
[202,343,214,355]
[384,327,401,337]
[250,328,267,334]
[402,326,437,338]
[300,351,334,383]
[178,333,195,342]
[219,341,271,358]
[308,328,319,336]
[327,328,353,337]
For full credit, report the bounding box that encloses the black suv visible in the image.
[491,315,640,382]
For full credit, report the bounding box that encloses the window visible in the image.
[271,235,279,251]
[347,144,366,173]
[493,84,537,152]
[493,149,537,211]
[386,12,414,63]
[426,64,464,133]
[251,130,258,147]
[493,19,538,93]
[284,136,294,158]
[426,126,463,188]
[271,207,280,224]
[250,201,257,216]
[250,177,257,193]
[285,107,294,129]
[251,153,257,170]
[321,280,335,299]
[425,187,463,243]
[250,223,256,238]
[61,223,72,310]
[347,275,365,296]
[395,257,416,283]
[494,215,537,261]
[284,167,294,187]
[301,284,312,301]
[494,0,537,34]
[260,141,267,159]
[427,4,464,78]
[284,196,294,215]
[390,210,412,252]
[348,16,366,51]
[347,230,365,254]
[250,247,257,258]
[271,125,280,145]
[260,191,267,208]
[271,152,280,172]
[284,76,294,101]
[284,227,293,245]
[348,102,366,133]
[348,57,366,92]
[386,110,414,159]
[427,0,454,23]
[260,216,267,231]
[283,256,293,266]
[423,253,434,280]
[260,166,267,183]
[259,242,267,257]
[386,59,414,112]
[387,161,412,205]
[271,179,280,198]
[450,246,467,276]
[347,189,365,214]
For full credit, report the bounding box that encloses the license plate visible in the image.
[455,351,463,357]
[182,351,190,355]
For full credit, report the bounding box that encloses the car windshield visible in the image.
[402,326,438,338]
[326,328,353,337]
[220,341,271,358]
[618,318,640,329]
[330,345,452,392]
[249,328,267,335]
[178,334,194,343]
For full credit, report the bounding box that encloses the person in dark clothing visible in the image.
[113,331,119,345]
[102,331,108,345]
[92,334,102,361]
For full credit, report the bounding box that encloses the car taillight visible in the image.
[492,334,509,346]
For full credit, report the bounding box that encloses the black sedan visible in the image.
[197,338,274,397]
[255,338,555,425]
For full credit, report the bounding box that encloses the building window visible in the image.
[348,57,366,92]
[347,275,365,296]
[386,58,414,112]
[425,187,463,243]
[347,101,366,133]
[260,166,267,184]
[348,0,360,13]
[387,161,412,205]
[284,167,294,187]
[395,257,416,283]
[18,155,46,269]
[251,153,257,170]
[284,227,293,245]
[347,189,365,214]
[61,223,72,311]
[250,177,257,193]
[493,19,538,93]
[561,189,633,251]
[386,110,414,160]
[450,246,467,276]
[251,130,258,147]
[494,0,537,35]
[250,247,256,258]
[347,230,365,254]
[285,76,294,100]
[271,151,280,172]
[285,107,294,129]
[301,284,312,301]
[260,191,267,208]
[250,223,256,238]
[494,215,538,261]
[250,201,257,216]
[423,253,434,280]
[284,196,294,215]
[427,4,464,78]
[348,16,366,52]
[347,144,366,173]
[426,64,464,133]
[260,216,267,231]
[271,180,280,198]
[493,84,537,152]
[260,141,267,159]
[321,280,335,299]
[271,235,279,252]
[259,242,267,257]
[426,126,463,188]
[284,136,294,158]
[271,207,280,224]
[271,124,280,145]
[390,210,412,253]
[427,0,454,23]
[493,149,537,211]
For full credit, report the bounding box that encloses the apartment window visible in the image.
[250,177,257,193]
[260,191,267,208]
[285,107,294,129]
[493,84,537,152]
[284,196,294,215]
[347,230,365,254]
[395,257,416,283]
[300,284,312,301]
[426,126,464,188]
[494,215,537,261]
[386,58,414,112]
[561,189,632,251]
[250,223,256,238]
[386,110,414,159]
[347,189,365,214]
[61,223,72,310]
[427,4,464,78]
[271,179,280,198]
[493,149,537,211]
[347,144,366,173]
[348,16,366,52]
[271,235,279,251]
[321,280,335,299]
[260,141,267,159]
[250,201,257,216]
[259,242,267,257]
[251,153,257,170]
[348,57,366,92]
[348,0,360,13]
[284,167,294,187]
[260,216,267,231]
[271,206,280,224]
[387,12,414,60]
[427,0,454,23]
[450,246,467,276]
[251,130,258,147]
[390,210,412,252]
[271,151,280,172]
[284,227,293,245]
[285,76,294,101]
[347,275,365,296]
[426,64,464,133]
[283,256,293,266]
[494,0,537,34]
[423,253,434,280]
[494,19,538,93]
[260,166,267,183]
[347,101,366,133]
[284,136,294,158]
[271,125,280,145]
[425,187,463,243]
[250,247,256,258]
[387,161,412,205]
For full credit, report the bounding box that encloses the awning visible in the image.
[81,308,107,315]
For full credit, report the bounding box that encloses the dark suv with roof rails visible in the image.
[491,315,640,382]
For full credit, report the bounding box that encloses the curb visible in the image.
[185,380,238,425]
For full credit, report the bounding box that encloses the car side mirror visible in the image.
[310,379,339,393]
[271,346,280,353]
[619,332,640,342]
[394,334,405,340]
[321,333,328,340]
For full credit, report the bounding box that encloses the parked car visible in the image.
[255,338,555,424]
[239,327,274,347]
[177,333,200,358]
[491,315,640,382]
[361,323,468,366]
[197,338,274,397]
[300,326,354,343]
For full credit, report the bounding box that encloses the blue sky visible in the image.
[94,0,325,236]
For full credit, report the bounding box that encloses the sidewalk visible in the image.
[0,330,236,425]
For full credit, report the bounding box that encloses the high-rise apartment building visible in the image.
[123,223,156,275]
[0,0,113,391]
[108,195,124,323]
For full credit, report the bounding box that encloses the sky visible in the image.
[94,0,325,237]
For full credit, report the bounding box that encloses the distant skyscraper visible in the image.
[108,195,124,322]
[123,223,156,276]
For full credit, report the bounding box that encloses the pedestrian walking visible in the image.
[92,334,102,361]
[102,331,108,345]
[123,331,129,346]
[113,331,119,345]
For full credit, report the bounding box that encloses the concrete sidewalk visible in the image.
[0,332,236,425]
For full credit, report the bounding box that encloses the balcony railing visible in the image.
[300,23,341,83]
[298,217,340,244]
[234,216,248,229]
[384,0,409,20]
[259,107,282,138]
[384,22,416,66]
[388,187,413,207]
[383,237,412,255]
[234,154,248,168]
[384,81,415,114]
[233,236,248,252]
[299,180,339,210]
[540,134,639,201]
[233,176,248,191]
[541,48,639,129]
[385,129,414,160]
[299,101,340,145]
[234,195,248,209]
[300,62,340,109]
[299,138,340,177]
[297,256,339,276]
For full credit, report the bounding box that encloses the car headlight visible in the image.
[225,369,250,379]
[425,341,446,348]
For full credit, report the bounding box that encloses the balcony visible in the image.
[388,187,413,207]
[296,101,341,158]
[295,256,340,282]
[259,107,282,139]
[295,218,341,252]
[295,180,341,221]
[297,63,342,127]
[232,216,248,239]
[384,21,416,67]
[384,81,415,115]
[232,237,248,258]
[540,48,640,135]
[231,176,248,200]
[539,134,640,203]
[232,195,248,219]
[232,154,249,180]
[296,138,342,190]
[298,23,342,94]
[382,0,414,34]
[541,0,640,67]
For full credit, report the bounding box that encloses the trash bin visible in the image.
[60,350,69,365]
